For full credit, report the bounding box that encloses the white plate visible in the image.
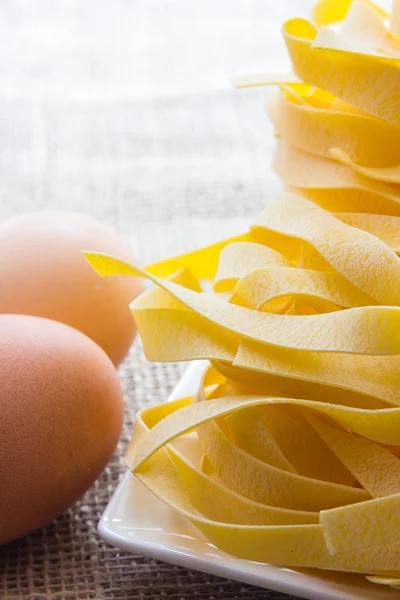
[99,362,399,600]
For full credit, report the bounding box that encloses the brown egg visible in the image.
[0,211,143,366]
[0,315,124,545]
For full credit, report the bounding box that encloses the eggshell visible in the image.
[0,315,124,546]
[0,211,143,366]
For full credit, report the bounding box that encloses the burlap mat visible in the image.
[0,0,308,596]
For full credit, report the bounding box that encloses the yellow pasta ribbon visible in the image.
[85,0,400,590]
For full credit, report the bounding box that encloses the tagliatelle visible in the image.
[273,141,400,216]
[269,87,400,168]
[331,147,400,185]
[85,0,400,591]
[213,242,291,292]
[232,266,373,312]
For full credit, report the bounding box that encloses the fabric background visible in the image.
[1,1,310,598]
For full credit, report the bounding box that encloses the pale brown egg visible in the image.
[0,314,124,545]
[0,211,143,366]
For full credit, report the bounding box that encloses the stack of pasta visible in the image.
[86,0,400,589]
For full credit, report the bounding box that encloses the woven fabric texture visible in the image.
[0,0,310,597]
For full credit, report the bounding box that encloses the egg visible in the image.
[0,314,124,545]
[0,211,143,366]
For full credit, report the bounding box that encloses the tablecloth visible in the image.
[1,1,311,597]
